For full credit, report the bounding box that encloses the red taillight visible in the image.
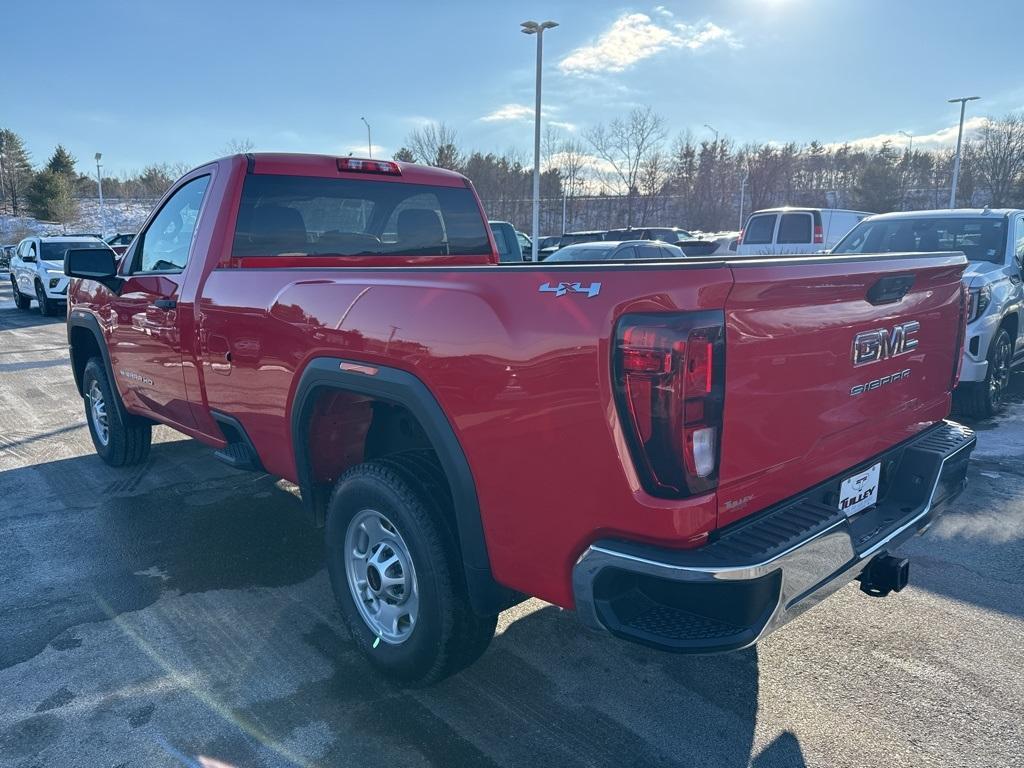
[813,224,824,244]
[613,312,725,498]
[337,158,402,175]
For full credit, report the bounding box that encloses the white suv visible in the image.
[9,236,111,316]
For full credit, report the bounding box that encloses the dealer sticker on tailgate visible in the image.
[838,462,880,517]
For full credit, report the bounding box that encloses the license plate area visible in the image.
[838,462,880,517]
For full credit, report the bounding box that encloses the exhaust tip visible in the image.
[858,554,910,597]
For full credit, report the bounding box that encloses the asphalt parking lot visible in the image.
[0,279,1022,768]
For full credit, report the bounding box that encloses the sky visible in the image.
[6,0,1024,177]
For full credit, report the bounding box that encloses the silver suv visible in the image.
[833,208,1024,418]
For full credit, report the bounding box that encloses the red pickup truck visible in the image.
[65,153,976,685]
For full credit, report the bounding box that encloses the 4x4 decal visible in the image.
[538,281,602,298]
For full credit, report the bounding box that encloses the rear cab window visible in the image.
[232,175,490,259]
[776,213,812,244]
[743,215,777,245]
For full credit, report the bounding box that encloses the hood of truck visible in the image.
[715,253,967,528]
[961,260,1005,288]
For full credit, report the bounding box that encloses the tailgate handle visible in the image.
[866,274,914,305]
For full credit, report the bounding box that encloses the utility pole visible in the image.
[899,130,914,154]
[95,153,105,236]
[521,20,558,261]
[948,96,979,208]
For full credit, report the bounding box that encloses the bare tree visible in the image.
[222,137,256,154]
[405,122,462,170]
[974,114,1024,207]
[584,107,667,226]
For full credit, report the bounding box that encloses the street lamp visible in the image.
[94,152,105,236]
[898,130,914,154]
[0,152,6,216]
[704,123,719,144]
[948,96,980,208]
[361,117,372,158]
[738,162,749,233]
[521,19,558,262]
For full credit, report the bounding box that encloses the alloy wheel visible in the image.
[87,380,110,446]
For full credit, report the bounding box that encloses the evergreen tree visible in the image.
[0,128,35,215]
[46,144,77,177]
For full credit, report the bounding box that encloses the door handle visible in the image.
[153,299,177,310]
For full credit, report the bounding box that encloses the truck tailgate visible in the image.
[716,253,967,528]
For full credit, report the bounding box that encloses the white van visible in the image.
[735,208,872,256]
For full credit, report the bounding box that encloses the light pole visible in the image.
[94,152,105,236]
[898,130,914,154]
[361,117,372,158]
[522,19,558,262]
[704,123,719,144]
[738,164,749,232]
[0,151,6,216]
[948,96,979,208]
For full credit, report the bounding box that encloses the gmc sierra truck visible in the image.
[65,153,976,685]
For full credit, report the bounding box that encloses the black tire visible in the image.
[35,280,56,317]
[82,358,152,466]
[957,328,1013,419]
[11,278,31,310]
[325,453,497,686]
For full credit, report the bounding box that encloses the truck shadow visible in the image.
[0,441,807,768]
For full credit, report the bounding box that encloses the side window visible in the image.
[637,243,662,259]
[744,215,777,245]
[777,213,812,244]
[133,175,210,273]
[1015,217,1024,267]
[28,242,37,260]
[615,245,638,260]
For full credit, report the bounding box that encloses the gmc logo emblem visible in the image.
[852,321,920,366]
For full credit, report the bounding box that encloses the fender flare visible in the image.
[67,310,125,408]
[291,357,513,615]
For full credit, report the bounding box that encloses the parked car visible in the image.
[9,235,112,315]
[832,208,1024,417]
[558,230,607,246]
[488,220,524,262]
[1,244,17,271]
[545,240,686,261]
[515,230,532,255]
[537,235,561,251]
[66,153,974,685]
[736,208,871,255]
[604,227,719,256]
[105,232,136,256]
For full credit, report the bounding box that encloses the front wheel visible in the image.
[82,358,152,466]
[325,455,496,686]
[958,328,1013,419]
[35,281,58,317]
[11,278,31,310]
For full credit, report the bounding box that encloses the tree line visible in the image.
[0,129,186,225]
[4,110,1024,235]
[395,109,1024,234]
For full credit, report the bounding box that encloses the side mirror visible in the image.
[23,252,36,263]
[65,248,123,293]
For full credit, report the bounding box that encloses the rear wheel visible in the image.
[82,358,152,466]
[11,278,31,310]
[325,454,496,686]
[958,328,1013,419]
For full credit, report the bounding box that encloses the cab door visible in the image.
[1012,214,1024,352]
[107,175,210,427]
[14,240,36,295]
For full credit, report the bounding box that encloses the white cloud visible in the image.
[654,5,673,17]
[338,143,388,158]
[559,13,739,75]
[480,103,535,122]
[829,116,990,151]
[549,120,578,132]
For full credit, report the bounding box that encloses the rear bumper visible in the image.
[572,420,976,653]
